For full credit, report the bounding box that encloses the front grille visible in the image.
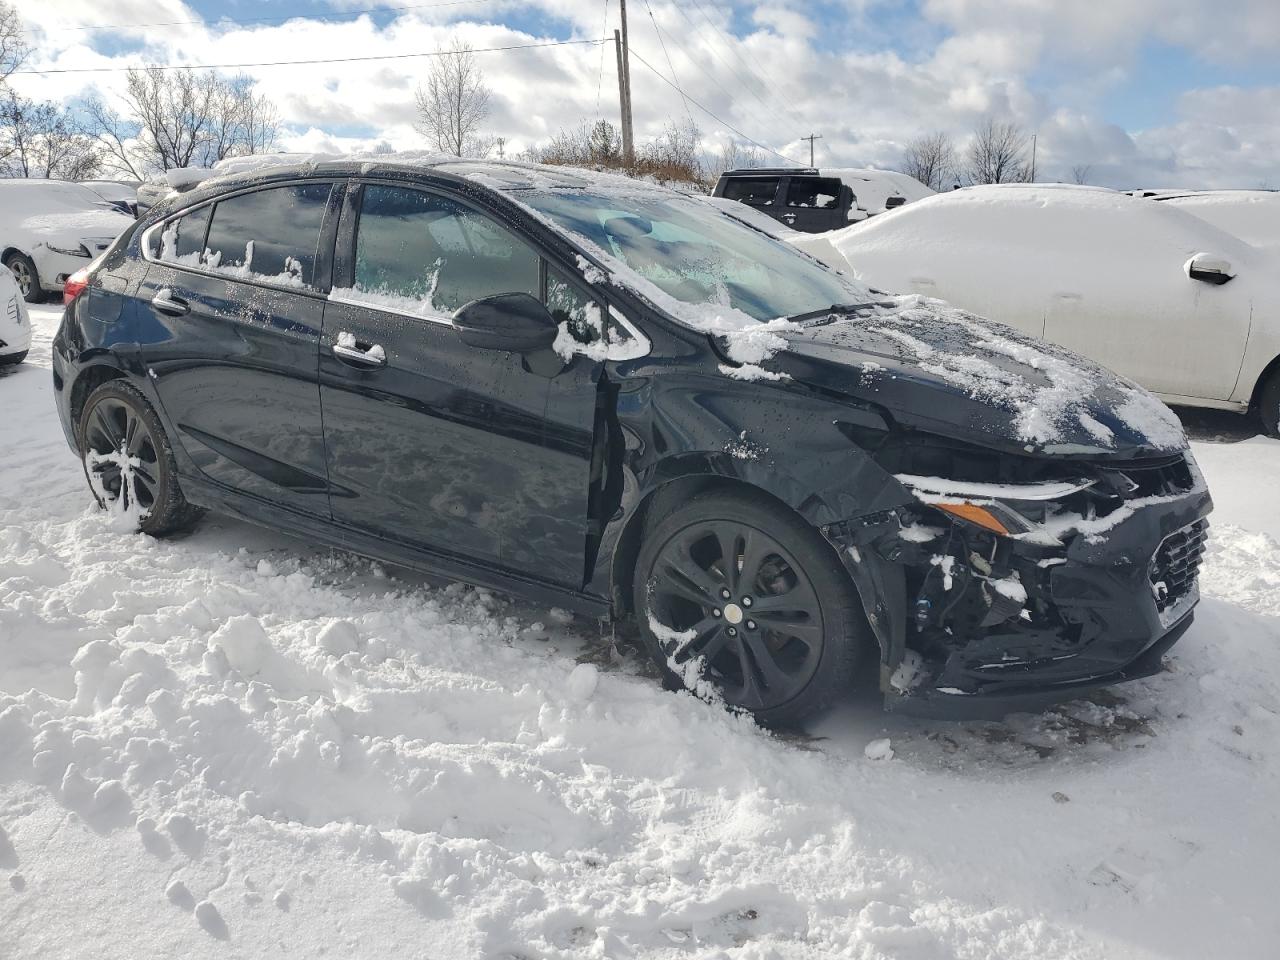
[1150,519,1208,613]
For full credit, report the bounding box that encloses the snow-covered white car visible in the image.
[0,267,31,365]
[79,179,141,217]
[811,184,1280,435]
[1154,191,1280,251]
[0,179,135,302]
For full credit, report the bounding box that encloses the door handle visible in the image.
[333,334,386,368]
[151,291,189,316]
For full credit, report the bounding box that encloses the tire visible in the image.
[78,380,204,536]
[0,350,26,366]
[1260,368,1280,439]
[5,253,44,304]
[633,488,870,726]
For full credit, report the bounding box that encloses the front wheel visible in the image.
[634,489,869,726]
[5,253,43,304]
[1260,368,1280,439]
[78,381,203,535]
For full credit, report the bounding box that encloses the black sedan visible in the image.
[51,158,1212,724]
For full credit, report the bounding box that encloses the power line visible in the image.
[11,37,609,75]
[56,0,501,32]
[671,2,789,135]
[642,0,694,129]
[686,0,789,119]
[595,0,611,117]
[628,47,800,167]
[661,4,806,155]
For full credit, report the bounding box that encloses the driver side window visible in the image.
[351,185,540,316]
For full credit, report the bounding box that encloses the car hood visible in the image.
[20,209,133,245]
[769,295,1187,459]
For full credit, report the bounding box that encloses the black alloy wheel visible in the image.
[636,490,868,725]
[78,381,203,536]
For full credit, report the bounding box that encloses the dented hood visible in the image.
[770,297,1188,460]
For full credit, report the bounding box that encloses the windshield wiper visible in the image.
[788,302,873,324]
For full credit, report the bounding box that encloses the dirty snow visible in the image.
[2,305,1280,959]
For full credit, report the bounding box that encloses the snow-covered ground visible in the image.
[2,304,1278,959]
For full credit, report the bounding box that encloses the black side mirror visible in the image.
[452,293,559,352]
[1186,254,1235,286]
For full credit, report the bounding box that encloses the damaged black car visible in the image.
[52,158,1212,725]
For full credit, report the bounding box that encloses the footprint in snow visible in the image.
[195,900,228,939]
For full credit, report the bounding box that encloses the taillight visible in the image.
[63,267,90,305]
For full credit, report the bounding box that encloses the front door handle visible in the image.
[333,334,387,368]
[151,291,189,316]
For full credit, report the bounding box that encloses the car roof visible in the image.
[167,153,691,214]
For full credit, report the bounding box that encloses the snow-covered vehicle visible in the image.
[813,184,1280,436]
[78,179,141,217]
[0,267,31,365]
[1154,190,1280,251]
[712,167,933,234]
[53,158,1210,722]
[0,179,135,302]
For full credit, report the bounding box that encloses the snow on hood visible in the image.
[778,295,1187,456]
[0,180,134,245]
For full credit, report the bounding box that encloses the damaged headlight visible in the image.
[895,473,1097,537]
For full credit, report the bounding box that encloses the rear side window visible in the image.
[201,183,332,289]
[720,177,779,206]
[785,177,842,209]
[350,184,540,315]
[155,205,212,266]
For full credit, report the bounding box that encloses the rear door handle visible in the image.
[151,291,189,316]
[333,334,386,368]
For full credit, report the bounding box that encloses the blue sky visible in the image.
[11,0,1280,187]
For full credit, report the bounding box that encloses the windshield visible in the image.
[521,189,866,322]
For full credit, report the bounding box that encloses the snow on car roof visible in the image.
[830,182,1259,262]
[1158,190,1280,249]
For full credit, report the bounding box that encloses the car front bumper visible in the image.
[830,467,1213,720]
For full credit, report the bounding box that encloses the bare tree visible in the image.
[0,0,27,85]
[415,39,492,157]
[899,131,956,192]
[966,118,1031,185]
[85,66,282,178]
[0,90,102,179]
[707,139,764,182]
[1069,163,1093,185]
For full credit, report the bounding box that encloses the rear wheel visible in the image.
[1260,368,1280,439]
[634,489,868,726]
[78,381,203,536]
[5,253,43,304]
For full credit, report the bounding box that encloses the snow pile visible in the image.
[3,253,1280,960]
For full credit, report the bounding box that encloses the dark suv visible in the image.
[53,158,1211,723]
[713,167,856,233]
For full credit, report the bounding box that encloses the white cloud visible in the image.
[5,0,1279,187]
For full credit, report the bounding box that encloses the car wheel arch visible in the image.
[70,365,130,449]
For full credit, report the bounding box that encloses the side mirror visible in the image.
[1185,254,1235,286]
[452,293,559,352]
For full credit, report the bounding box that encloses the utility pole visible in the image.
[801,133,822,167]
[616,0,635,164]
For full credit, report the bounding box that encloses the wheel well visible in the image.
[69,366,128,449]
[1,248,21,265]
[1249,353,1280,410]
[610,474,808,618]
